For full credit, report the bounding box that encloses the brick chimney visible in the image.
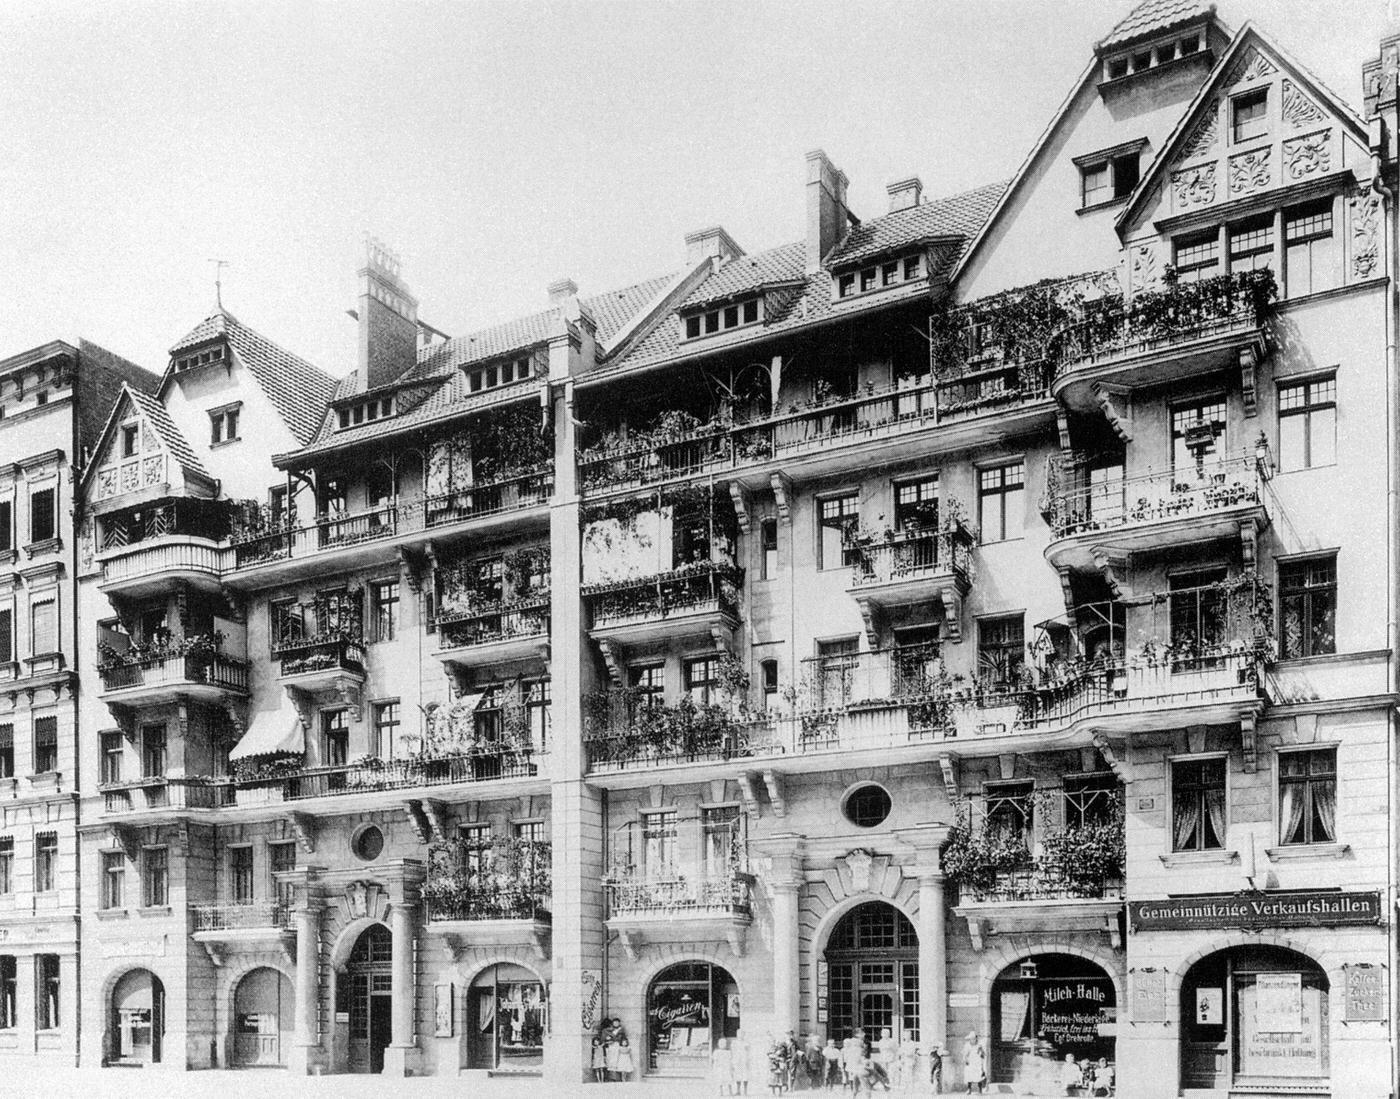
[548,278,579,306]
[684,226,744,269]
[357,236,419,391]
[806,149,850,274]
[887,176,923,212]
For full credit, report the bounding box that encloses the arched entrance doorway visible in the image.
[645,961,740,1077]
[335,923,393,1074]
[466,963,548,1073]
[1181,945,1329,1091]
[111,970,164,1065]
[989,953,1116,1092]
[823,902,918,1044]
[232,967,294,1067]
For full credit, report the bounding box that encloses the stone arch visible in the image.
[328,917,390,972]
[972,939,1124,1055]
[804,890,920,1038]
[605,942,740,1070]
[459,954,549,990]
[103,965,169,1067]
[220,957,296,1067]
[1167,931,1342,998]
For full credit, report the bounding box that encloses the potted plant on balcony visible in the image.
[1037,803,1125,899]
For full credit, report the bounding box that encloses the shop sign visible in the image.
[1238,976,1324,1078]
[1345,965,1386,1023]
[581,970,603,1031]
[1195,987,1223,1026]
[1036,980,1114,1052]
[1254,974,1301,1033]
[1129,890,1381,932]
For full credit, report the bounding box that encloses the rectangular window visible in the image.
[1081,163,1110,207]
[29,488,55,544]
[0,838,10,894]
[0,608,10,664]
[0,500,10,552]
[817,493,860,570]
[458,824,492,875]
[904,255,922,281]
[837,273,856,298]
[474,685,504,745]
[1170,568,1228,655]
[761,659,779,710]
[0,725,11,780]
[1172,758,1227,851]
[984,782,1035,848]
[230,846,254,904]
[1278,748,1337,845]
[30,600,57,656]
[525,678,551,750]
[742,299,759,324]
[1232,88,1268,143]
[34,832,56,893]
[894,476,939,531]
[816,637,860,708]
[143,847,169,908]
[1278,375,1336,471]
[269,840,296,908]
[702,805,741,878]
[210,406,238,444]
[685,656,720,706]
[1285,200,1337,297]
[35,955,59,1031]
[760,518,778,580]
[322,710,349,767]
[270,599,302,650]
[33,716,57,774]
[1279,556,1338,659]
[371,580,399,643]
[0,956,14,1029]
[977,614,1025,688]
[628,665,664,714]
[373,700,400,760]
[100,732,123,785]
[1171,398,1227,474]
[1064,773,1121,828]
[978,462,1025,543]
[101,852,125,910]
[642,810,678,878]
[1229,215,1275,274]
[141,724,166,778]
[1174,230,1220,283]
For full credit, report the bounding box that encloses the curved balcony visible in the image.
[433,597,550,671]
[97,535,231,598]
[1044,455,1268,574]
[97,647,250,706]
[585,562,742,658]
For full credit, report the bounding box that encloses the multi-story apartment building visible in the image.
[0,339,159,1066]
[46,2,1400,1097]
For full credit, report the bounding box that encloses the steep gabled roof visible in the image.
[1099,0,1216,53]
[80,382,213,501]
[165,309,337,446]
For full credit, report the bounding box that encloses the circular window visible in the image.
[353,825,384,861]
[843,784,892,828]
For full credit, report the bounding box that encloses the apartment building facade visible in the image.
[23,1,1400,1097]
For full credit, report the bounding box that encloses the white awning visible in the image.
[229,711,305,762]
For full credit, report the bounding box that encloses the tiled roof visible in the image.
[584,273,678,342]
[604,180,1008,378]
[167,309,338,446]
[126,386,211,481]
[1099,0,1214,51]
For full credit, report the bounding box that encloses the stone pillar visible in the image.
[289,902,323,1075]
[756,833,805,1034]
[917,872,947,1052]
[382,861,424,1077]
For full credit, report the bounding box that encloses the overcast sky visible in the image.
[0,0,1392,377]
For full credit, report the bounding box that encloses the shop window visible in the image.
[372,700,400,760]
[101,852,125,910]
[1278,375,1336,472]
[230,845,254,904]
[0,956,14,1029]
[978,462,1024,542]
[35,955,59,1030]
[34,831,57,892]
[817,492,860,569]
[1171,757,1227,851]
[991,955,1116,1087]
[143,847,168,907]
[645,961,739,1075]
[1232,88,1268,143]
[467,963,548,1071]
[1284,200,1337,296]
[1279,556,1337,659]
[1174,230,1221,283]
[977,614,1025,688]
[1278,748,1337,846]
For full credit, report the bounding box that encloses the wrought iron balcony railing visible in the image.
[425,839,551,922]
[434,597,551,650]
[274,634,367,678]
[584,707,777,771]
[604,871,755,918]
[956,863,1125,905]
[191,901,290,932]
[847,523,975,589]
[584,561,742,630]
[98,649,249,694]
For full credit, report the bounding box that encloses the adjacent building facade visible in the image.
[4,2,1400,1096]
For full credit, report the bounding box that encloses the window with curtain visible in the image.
[34,832,57,892]
[641,810,678,879]
[1172,758,1227,851]
[1278,748,1336,845]
[230,845,254,904]
[33,717,58,773]
[36,955,59,1030]
[702,805,741,878]
[30,600,57,657]
[817,493,860,569]
[1279,556,1337,659]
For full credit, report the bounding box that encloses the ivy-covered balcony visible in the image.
[582,688,779,775]
[99,776,233,815]
[1050,270,1276,414]
[432,546,551,670]
[1043,451,1269,573]
[424,837,551,958]
[95,499,235,598]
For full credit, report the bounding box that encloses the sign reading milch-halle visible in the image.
[1129,891,1382,932]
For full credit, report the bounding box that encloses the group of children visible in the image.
[589,1018,636,1082]
[1059,1053,1115,1097]
[709,1028,949,1095]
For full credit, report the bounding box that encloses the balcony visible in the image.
[1049,270,1276,414]
[227,467,553,582]
[585,561,742,652]
[425,839,551,956]
[274,634,366,686]
[98,535,231,599]
[99,776,232,815]
[433,597,550,670]
[190,901,294,965]
[604,870,755,956]
[846,522,975,640]
[584,694,778,778]
[1044,454,1269,573]
[97,644,250,705]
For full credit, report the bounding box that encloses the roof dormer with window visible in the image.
[832,251,927,302]
[678,295,764,341]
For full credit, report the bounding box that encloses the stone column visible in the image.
[756,833,805,1034]
[289,901,323,1075]
[382,861,424,1077]
[895,824,951,1052]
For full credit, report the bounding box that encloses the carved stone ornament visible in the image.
[346,880,371,919]
[1282,79,1325,129]
[1130,243,1158,293]
[1172,164,1217,210]
[1227,45,1278,87]
[845,849,874,892]
[1283,131,1331,181]
[1228,149,1272,196]
[1180,103,1220,161]
[1350,184,1382,278]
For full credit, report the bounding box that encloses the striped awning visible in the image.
[229,711,304,762]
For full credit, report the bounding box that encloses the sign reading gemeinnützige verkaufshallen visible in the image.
[1128,891,1381,932]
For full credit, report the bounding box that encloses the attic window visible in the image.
[336,396,395,430]
[466,355,533,394]
[1080,152,1140,209]
[1232,88,1268,144]
[835,253,924,300]
[120,424,139,458]
[681,298,761,341]
[174,344,226,374]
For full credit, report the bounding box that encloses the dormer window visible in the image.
[835,253,924,300]
[1103,32,1207,84]
[1075,140,1145,210]
[173,344,227,374]
[336,396,395,430]
[681,297,761,340]
[466,354,533,393]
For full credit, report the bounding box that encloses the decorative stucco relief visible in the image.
[1228,148,1272,195]
[1180,103,1219,162]
[1227,46,1277,87]
[1282,79,1325,129]
[1350,184,1382,278]
[1283,131,1331,180]
[1172,163,1216,210]
[1130,243,1159,293]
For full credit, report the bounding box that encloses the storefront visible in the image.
[466,963,548,1072]
[232,968,294,1068]
[990,954,1116,1091]
[645,961,739,1077]
[110,970,164,1066]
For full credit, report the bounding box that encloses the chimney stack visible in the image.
[357,236,419,391]
[684,226,745,269]
[806,149,850,274]
[887,176,923,212]
[548,278,579,306]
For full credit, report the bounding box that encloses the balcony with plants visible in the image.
[845,501,976,620]
[603,815,753,954]
[95,499,235,598]
[432,545,551,669]
[227,404,553,577]
[97,621,249,706]
[272,589,366,688]
[1050,269,1277,413]
[424,837,552,950]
